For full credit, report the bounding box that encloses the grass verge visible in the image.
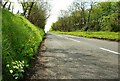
[2,9,44,81]
[51,31,119,41]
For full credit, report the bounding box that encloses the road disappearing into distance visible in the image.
[26,33,119,79]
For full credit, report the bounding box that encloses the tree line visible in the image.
[51,1,120,32]
[2,0,51,30]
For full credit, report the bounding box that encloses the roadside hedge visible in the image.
[2,9,44,81]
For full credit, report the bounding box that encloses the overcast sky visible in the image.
[44,0,74,32]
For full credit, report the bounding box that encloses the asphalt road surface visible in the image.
[26,33,119,79]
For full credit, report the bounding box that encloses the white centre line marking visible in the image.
[68,38,80,42]
[56,35,80,42]
[65,37,80,42]
[99,47,120,55]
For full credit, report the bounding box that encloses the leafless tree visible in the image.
[3,0,9,8]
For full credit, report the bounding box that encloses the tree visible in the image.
[51,1,119,32]
[27,2,34,19]
[21,1,30,17]
[3,0,9,8]
[8,2,11,10]
[84,2,96,31]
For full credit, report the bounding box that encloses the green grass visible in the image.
[2,9,44,81]
[51,31,119,41]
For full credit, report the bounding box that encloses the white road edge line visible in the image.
[99,47,120,55]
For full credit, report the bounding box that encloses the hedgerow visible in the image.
[2,9,44,81]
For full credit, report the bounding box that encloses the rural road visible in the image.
[25,33,119,80]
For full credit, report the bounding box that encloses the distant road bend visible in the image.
[27,33,119,79]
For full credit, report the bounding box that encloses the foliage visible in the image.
[100,13,119,31]
[2,0,50,30]
[20,1,50,30]
[28,2,47,29]
[51,2,120,32]
[2,9,44,81]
